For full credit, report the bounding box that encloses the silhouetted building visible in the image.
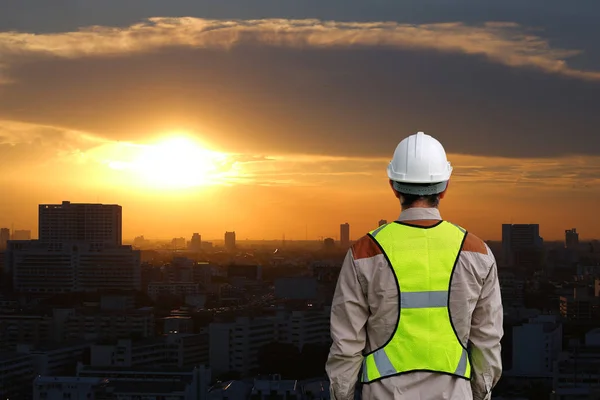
[340,223,350,248]
[171,237,186,249]
[0,228,9,250]
[7,241,141,293]
[378,220,387,227]
[498,269,525,308]
[11,230,31,241]
[323,237,335,249]
[0,352,33,399]
[275,277,318,300]
[502,224,543,267]
[565,228,579,250]
[227,264,261,281]
[39,201,122,246]
[189,233,202,252]
[224,231,236,251]
[560,286,600,321]
[133,235,150,248]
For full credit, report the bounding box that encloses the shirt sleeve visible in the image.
[326,249,370,400]
[469,250,504,400]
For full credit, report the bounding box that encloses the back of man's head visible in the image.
[387,132,452,209]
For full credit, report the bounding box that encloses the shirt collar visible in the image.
[398,207,442,221]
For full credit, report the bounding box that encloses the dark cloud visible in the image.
[1,37,599,158]
[2,0,599,72]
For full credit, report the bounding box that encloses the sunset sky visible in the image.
[1,1,599,242]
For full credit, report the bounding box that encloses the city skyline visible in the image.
[1,201,596,243]
[2,2,600,400]
[1,1,600,242]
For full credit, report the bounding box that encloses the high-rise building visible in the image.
[8,240,141,292]
[224,231,236,251]
[39,201,122,246]
[189,233,202,252]
[565,228,579,250]
[12,230,31,240]
[501,224,543,267]
[6,202,140,293]
[340,223,350,248]
[0,228,9,250]
[378,220,387,227]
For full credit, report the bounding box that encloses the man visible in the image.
[326,132,503,400]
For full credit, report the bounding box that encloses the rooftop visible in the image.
[79,364,197,374]
[108,380,187,394]
[35,376,107,384]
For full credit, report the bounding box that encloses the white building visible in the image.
[0,313,54,350]
[209,316,277,376]
[77,364,211,400]
[62,307,155,341]
[277,306,331,350]
[37,366,211,400]
[17,341,92,376]
[91,339,165,368]
[209,306,332,377]
[250,376,302,399]
[512,314,562,377]
[33,376,109,400]
[0,351,33,399]
[89,333,209,369]
[551,329,600,399]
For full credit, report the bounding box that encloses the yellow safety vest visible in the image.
[361,220,472,384]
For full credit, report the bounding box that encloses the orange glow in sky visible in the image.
[1,17,599,242]
[103,135,231,189]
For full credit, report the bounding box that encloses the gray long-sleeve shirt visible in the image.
[326,207,503,400]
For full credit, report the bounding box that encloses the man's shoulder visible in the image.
[350,234,383,260]
[454,225,489,256]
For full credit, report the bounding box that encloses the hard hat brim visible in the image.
[391,180,449,196]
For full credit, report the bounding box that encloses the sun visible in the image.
[126,135,224,188]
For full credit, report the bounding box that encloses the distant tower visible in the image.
[189,233,202,252]
[340,223,350,248]
[378,219,387,227]
[224,231,236,251]
[502,224,543,267]
[565,228,579,250]
[38,200,122,246]
[0,227,9,250]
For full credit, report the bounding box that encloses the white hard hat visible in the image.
[387,131,453,195]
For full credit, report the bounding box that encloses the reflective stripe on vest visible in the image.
[361,220,471,384]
